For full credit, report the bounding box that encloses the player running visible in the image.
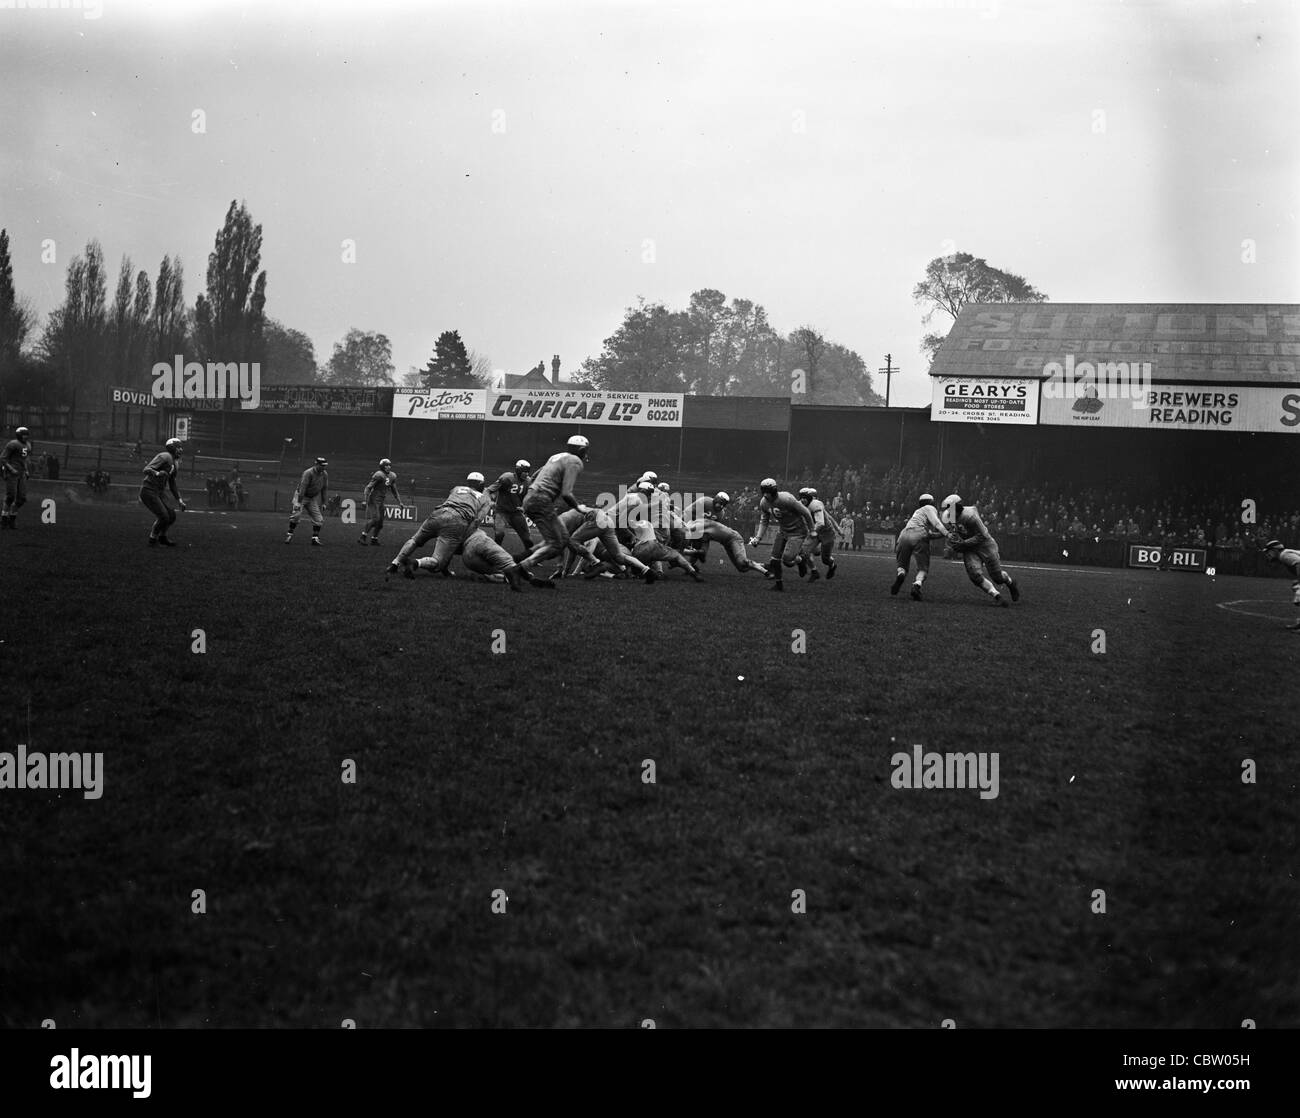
[892,492,948,600]
[1260,539,1300,630]
[286,457,330,545]
[514,435,592,578]
[940,493,1020,607]
[798,487,839,582]
[749,478,815,591]
[487,459,535,555]
[1,426,32,530]
[414,525,555,591]
[139,437,188,547]
[388,471,491,578]
[360,458,405,545]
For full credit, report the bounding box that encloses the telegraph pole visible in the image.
[878,353,897,408]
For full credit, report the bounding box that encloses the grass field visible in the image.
[1,499,1296,1029]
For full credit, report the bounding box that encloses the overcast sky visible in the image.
[1,0,1295,405]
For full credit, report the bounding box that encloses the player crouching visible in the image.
[940,493,1020,607]
[1260,539,1300,630]
[414,526,555,591]
[681,493,766,575]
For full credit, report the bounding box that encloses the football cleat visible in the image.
[891,572,905,595]
[826,557,837,580]
[311,536,323,546]
[910,584,923,601]
[1008,579,1020,602]
[808,568,820,582]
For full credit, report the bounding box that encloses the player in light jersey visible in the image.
[515,435,591,577]
[748,478,815,591]
[286,457,329,545]
[892,492,948,600]
[388,471,490,578]
[1260,539,1300,630]
[798,487,839,582]
[680,492,766,574]
[139,437,188,546]
[360,458,405,545]
[940,493,1020,607]
[628,515,701,580]
[1,425,32,530]
[414,525,555,591]
[487,459,534,555]
[555,505,657,581]
[652,482,687,550]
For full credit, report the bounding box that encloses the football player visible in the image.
[139,437,188,547]
[388,471,491,578]
[556,504,656,581]
[1260,539,1300,630]
[1,425,32,530]
[414,525,555,591]
[749,478,815,591]
[892,492,948,600]
[940,493,1020,607]
[286,457,329,545]
[798,487,839,582]
[628,514,701,580]
[487,459,535,555]
[515,435,592,577]
[360,458,405,545]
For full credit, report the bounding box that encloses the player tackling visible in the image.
[940,493,1020,607]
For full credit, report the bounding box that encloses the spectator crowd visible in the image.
[723,463,1296,552]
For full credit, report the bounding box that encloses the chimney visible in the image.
[551,354,561,384]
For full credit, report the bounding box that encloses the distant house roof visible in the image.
[500,368,553,389]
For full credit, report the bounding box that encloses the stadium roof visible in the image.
[929,303,1300,386]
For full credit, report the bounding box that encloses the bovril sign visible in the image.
[111,386,158,409]
[1127,544,1207,571]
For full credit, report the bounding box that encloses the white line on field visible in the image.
[1217,599,1295,622]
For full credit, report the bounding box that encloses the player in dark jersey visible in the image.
[1,426,32,530]
[139,438,188,546]
[360,458,405,545]
[486,459,534,555]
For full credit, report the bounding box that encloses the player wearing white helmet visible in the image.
[748,478,815,591]
[1,426,32,530]
[139,437,188,547]
[515,435,591,578]
[286,456,330,545]
[1260,539,1300,630]
[797,487,839,582]
[679,492,764,574]
[941,493,1020,607]
[486,459,535,555]
[892,492,948,600]
[650,481,687,551]
[388,471,491,578]
[360,458,406,546]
